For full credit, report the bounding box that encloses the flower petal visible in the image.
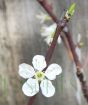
[44,36,53,45]
[77,33,81,43]
[40,79,55,97]
[75,47,81,60]
[36,12,51,24]
[63,26,68,32]
[45,64,62,80]
[22,78,39,96]
[32,55,47,71]
[19,63,35,79]
[57,36,62,44]
[41,24,57,37]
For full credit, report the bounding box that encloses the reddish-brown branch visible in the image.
[28,18,68,105]
[27,96,36,105]
[28,2,69,104]
[45,19,67,65]
[64,30,82,72]
[64,30,88,101]
[37,0,58,23]
[61,34,73,60]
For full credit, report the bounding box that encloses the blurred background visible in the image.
[0,0,88,105]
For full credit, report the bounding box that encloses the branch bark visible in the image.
[27,96,36,105]
[37,0,58,23]
[45,19,67,65]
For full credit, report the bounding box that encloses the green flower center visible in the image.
[35,71,45,81]
[45,15,51,21]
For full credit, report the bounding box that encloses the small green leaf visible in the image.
[68,3,76,16]
[65,3,76,20]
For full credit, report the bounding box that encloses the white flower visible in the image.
[41,23,62,45]
[19,55,62,97]
[36,12,51,23]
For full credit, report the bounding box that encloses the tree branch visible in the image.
[37,0,88,102]
[27,96,36,105]
[28,0,88,105]
[64,29,88,101]
[28,1,69,105]
[45,19,67,66]
[37,0,58,23]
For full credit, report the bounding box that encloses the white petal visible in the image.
[41,26,50,37]
[44,36,53,45]
[19,63,35,79]
[63,26,68,32]
[45,24,56,36]
[57,36,62,44]
[48,23,57,32]
[41,24,57,37]
[32,55,47,71]
[22,78,39,96]
[77,33,81,43]
[36,12,51,24]
[45,64,62,80]
[40,79,55,97]
[75,47,81,60]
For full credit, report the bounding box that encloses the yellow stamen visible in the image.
[35,71,45,81]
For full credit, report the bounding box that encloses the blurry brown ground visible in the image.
[0,0,88,105]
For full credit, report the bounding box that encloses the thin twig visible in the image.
[64,29,88,101]
[64,29,82,71]
[45,19,67,66]
[27,96,36,105]
[28,17,68,105]
[61,34,73,60]
[37,0,58,23]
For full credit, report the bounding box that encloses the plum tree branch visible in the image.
[27,0,88,105]
[64,29,88,101]
[37,0,88,102]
